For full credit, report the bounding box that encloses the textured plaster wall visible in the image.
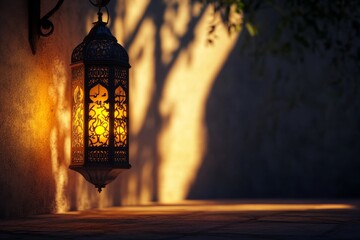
[0,0,92,218]
[0,0,359,218]
[189,49,360,198]
[188,30,360,198]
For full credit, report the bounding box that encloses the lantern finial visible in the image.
[89,0,110,25]
[97,10,103,24]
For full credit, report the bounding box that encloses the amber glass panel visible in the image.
[72,86,84,148]
[88,84,109,147]
[114,85,127,147]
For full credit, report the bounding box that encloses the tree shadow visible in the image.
[187,15,360,199]
[70,0,360,207]
[105,0,208,204]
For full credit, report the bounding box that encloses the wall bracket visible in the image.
[28,0,64,55]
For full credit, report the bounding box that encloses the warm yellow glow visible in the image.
[116,127,125,134]
[160,0,191,64]
[74,169,113,210]
[114,0,151,40]
[89,84,109,147]
[49,59,71,213]
[75,175,101,210]
[109,0,242,205]
[95,125,105,135]
[125,174,138,205]
[69,0,242,209]
[158,4,240,203]
[114,85,127,146]
[122,202,355,213]
[72,86,84,148]
[58,201,355,215]
[128,17,156,135]
[26,80,51,142]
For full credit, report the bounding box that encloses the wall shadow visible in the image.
[188,21,360,199]
[105,0,210,204]
[2,0,360,219]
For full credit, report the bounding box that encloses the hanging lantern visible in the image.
[69,1,131,192]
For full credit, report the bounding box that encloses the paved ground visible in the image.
[0,200,359,239]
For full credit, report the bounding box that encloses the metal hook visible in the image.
[39,0,64,37]
[28,0,64,54]
[89,0,110,8]
[89,0,110,24]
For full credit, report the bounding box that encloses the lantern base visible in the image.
[69,165,131,193]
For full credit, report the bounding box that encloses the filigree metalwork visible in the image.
[85,40,129,64]
[72,65,84,81]
[72,150,84,164]
[70,7,131,192]
[88,66,109,86]
[71,42,86,63]
[72,86,84,148]
[71,66,85,165]
[114,68,128,88]
[89,84,109,147]
[115,150,127,163]
[89,150,109,162]
[114,85,127,147]
[86,40,113,60]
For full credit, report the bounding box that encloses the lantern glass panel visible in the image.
[89,83,109,147]
[114,85,127,147]
[71,66,85,165]
[114,67,128,148]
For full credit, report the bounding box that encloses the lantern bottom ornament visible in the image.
[69,2,131,192]
[70,166,128,193]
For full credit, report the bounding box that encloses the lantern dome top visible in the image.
[71,22,130,67]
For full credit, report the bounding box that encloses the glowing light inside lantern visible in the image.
[89,84,109,147]
[114,85,127,147]
[72,86,84,148]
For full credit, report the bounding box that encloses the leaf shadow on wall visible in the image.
[187,12,360,199]
[101,0,209,205]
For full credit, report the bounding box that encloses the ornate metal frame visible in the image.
[28,0,130,193]
[69,3,131,193]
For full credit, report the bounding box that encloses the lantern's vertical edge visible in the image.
[126,67,130,166]
[70,63,85,167]
[84,65,89,166]
[109,65,115,165]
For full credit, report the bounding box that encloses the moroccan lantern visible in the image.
[69,1,131,192]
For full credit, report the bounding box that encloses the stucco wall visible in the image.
[0,0,92,217]
[0,0,359,218]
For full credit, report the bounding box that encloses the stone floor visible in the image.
[0,200,359,239]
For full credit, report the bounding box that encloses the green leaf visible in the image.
[246,22,258,36]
